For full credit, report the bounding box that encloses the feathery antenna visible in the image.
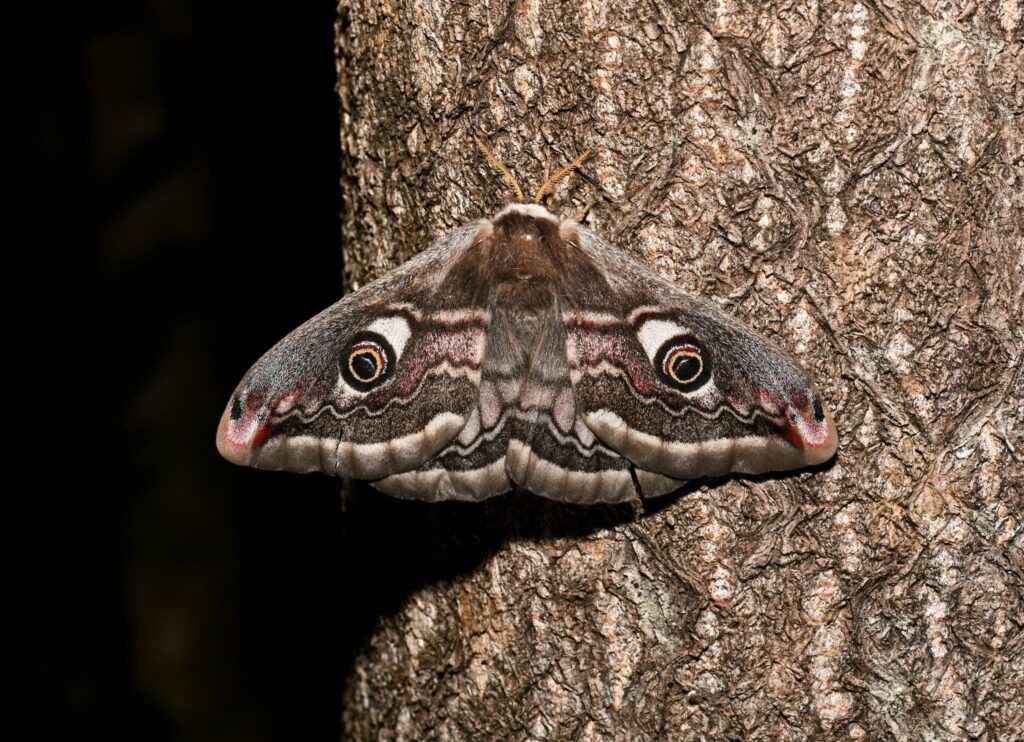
[473,137,525,203]
[533,150,593,204]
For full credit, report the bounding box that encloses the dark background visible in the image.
[18,6,614,738]
[20,2,352,739]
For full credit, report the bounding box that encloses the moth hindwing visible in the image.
[218,203,837,503]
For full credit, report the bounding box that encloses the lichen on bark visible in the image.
[335,0,1023,738]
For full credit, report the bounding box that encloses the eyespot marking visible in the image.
[340,332,395,391]
[350,343,386,382]
[363,316,412,358]
[636,319,690,361]
[664,344,703,385]
[653,335,712,393]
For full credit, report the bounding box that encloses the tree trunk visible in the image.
[335,0,1022,738]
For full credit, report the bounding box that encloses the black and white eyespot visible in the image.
[653,335,712,392]
[636,318,713,394]
[338,315,411,392]
[340,332,394,391]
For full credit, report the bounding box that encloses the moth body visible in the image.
[218,204,837,503]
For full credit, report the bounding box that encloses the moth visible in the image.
[217,150,837,504]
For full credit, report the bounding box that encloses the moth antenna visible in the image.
[474,137,525,203]
[534,149,594,204]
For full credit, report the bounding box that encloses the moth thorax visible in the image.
[493,213,563,284]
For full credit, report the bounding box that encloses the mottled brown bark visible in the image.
[335,0,1023,738]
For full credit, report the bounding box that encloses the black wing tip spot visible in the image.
[230,396,244,421]
[812,397,825,423]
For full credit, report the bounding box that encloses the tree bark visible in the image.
[335,0,1022,738]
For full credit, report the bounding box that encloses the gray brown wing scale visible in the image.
[217,222,492,482]
[217,204,837,503]
[378,293,636,504]
[563,222,837,490]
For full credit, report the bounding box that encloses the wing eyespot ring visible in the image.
[654,335,712,393]
[349,343,386,382]
[340,332,395,391]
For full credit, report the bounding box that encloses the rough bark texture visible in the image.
[335,0,1022,738]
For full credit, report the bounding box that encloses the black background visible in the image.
[20,2,352,739]
[18,5,631,738]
